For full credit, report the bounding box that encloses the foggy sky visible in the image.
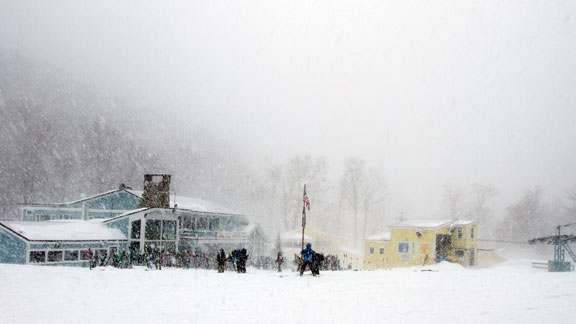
[1,0,575,219]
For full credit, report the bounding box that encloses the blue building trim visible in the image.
[105,217,130,237]
[20,189,144,221]
[0,226,27,264]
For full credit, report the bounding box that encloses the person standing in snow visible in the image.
[217,249,227,273]
[311,252,324,276]
[276,252,284,272]
[237,248,248,273]
[300,243,316,276]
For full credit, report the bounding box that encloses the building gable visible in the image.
[0,226,28,264]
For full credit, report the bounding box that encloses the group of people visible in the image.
[87,243,340,276]
[216,248,249,273]
[299,243,322,276]
[295,243,342,275]
[87,248,251,272]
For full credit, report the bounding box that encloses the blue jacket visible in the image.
[300,243,315,262]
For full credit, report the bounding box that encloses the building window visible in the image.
[80,250,91,260]
[209,218,220,231]
[47,251,63,262]
[162,220,176,240]
[471,227,475,239]
[196,217,208,230]
[29,251,46,263]
[457,227,463,239]
[38,215,51,221]
[62,215,71,220]
[182,216,195,230]
[129,242,141,254]
[222,217,233,231]
[131,220,141,239]
[369,247,374,254]
[398,242,409,253]
[64,250,79,261]
[379,248,384,255]
[26,210,32,215]
[145,220,161,240]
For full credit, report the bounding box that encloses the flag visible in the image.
[303,187,310,210]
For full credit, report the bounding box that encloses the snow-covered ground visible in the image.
[1,260,574,324]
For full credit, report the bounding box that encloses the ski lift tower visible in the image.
[528,223,576,272]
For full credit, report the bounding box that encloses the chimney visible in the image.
[140,174,171,208]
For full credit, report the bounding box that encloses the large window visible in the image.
[64,250,78,261]
[209,218,220,231]
[457,227,463,239]
[129,242,140,254]
[29,251,45,263]
[398,243,409,253]
[369,247,374,254]
[196,217,207,230]
[131,220,141,239]
[182,216,195,230]
[47,251,63,262]
[162,220,176,240]
[471,227,475,239]
[145,220,161,240]
[222,217,233,231]
[80,250,90,261]
[379,248,384,255]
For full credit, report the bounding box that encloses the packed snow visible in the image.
[1,260,574,324]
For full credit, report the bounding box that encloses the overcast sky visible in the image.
[1,0,575,218]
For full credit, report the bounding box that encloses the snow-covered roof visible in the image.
[20,189,138,207]
[127,190,238,215]
[390,219,475,229]
[365,231,391,241]
[0,220,127,241]
[20,188,239,215]
[390,219,457,229]
[281,232,314,241]
[451,220,476,226]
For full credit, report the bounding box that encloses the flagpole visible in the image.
[300,184,307,272]
[301,184,307,252]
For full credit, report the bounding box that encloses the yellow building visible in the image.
[281,225,363,270]
[363,219,478,270]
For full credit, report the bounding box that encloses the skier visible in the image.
[88,248,93,270]
[276,252,284,272]
[217,249,227,273]
[237,248,248,273]
[300,243,316,276]
[311,252,324,276]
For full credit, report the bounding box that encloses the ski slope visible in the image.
[0,260,574,324]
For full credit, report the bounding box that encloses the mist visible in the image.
[1,1,575,245]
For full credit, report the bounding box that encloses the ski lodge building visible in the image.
[0,175,268,266]
[363,219,478,270]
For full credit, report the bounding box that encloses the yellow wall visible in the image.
[363,223,478,270]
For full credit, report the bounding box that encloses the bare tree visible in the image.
[565,187,576,220]
[361,168,386,242]
[443,183,465,219]
[469,183,498,223]
[340,158,365,247]
[264,155,328,231]
[499,187,550,241]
